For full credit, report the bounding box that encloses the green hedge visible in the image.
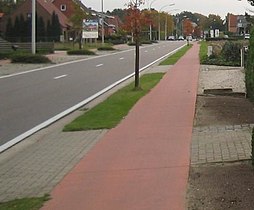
[11,53,51,63]
[97,46,116,51]
[246,28,254,100]
[252,127,254,166]
[67,49,96,55]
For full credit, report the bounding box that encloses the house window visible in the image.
[60,4,67,11]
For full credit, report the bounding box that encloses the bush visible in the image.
[10,53,51,63]
[141,40,153,44]
[252,127,254,166]
[0,52,12,60]
[67,49,96,55]
[245,28,254,100]
[127,42,142,46]
[221,41,242,62]
[97,46,116,51]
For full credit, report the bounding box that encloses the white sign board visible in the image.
[82,19,99,39]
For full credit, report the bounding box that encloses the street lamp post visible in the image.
[158,4,175,41]
[149,0,158,41]
[101,0,104,45]
[32,0,36,54]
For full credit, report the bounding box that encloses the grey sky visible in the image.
[81,0,253,18]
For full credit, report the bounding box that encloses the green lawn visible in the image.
[199,41,208,63]
[159,44,192,65]
[63,73,165,131]
[0,195,50,210]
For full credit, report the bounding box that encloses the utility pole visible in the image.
[32,0,36,54]
[101,0,104,45]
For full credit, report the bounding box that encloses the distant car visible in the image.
[178,36,184,41]
[167,35,175,41]
[244,33,250,39]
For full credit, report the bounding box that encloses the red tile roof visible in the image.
[0,13,4,18]
[37,0,71,28]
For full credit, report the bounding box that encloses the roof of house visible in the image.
[73,0,91,13]
[0,13,4,18]
[37,0,71,28]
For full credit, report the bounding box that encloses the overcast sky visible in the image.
[81,0,253,18]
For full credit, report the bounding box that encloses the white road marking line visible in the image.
[96,64,104,67]
[119,57,124,60]
[144,50,148,53]
[54,74,67,80]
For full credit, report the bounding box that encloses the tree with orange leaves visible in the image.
[183,19,194,36]
[124,0,145,88]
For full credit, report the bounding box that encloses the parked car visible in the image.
[178,36,184,41]
[167,35,175,41]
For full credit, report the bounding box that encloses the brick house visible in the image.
[0,0,71,41]
[0,0,121,42]
[227,13,250,35]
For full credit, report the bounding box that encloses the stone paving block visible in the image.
[191,124,252,165]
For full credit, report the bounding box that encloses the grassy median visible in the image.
[63,73,164,131]
[0,195,50,210]
[159,44,192,65]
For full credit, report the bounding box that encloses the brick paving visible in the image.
[191,124,253,164]
[0,127,106,202]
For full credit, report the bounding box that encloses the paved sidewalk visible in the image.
[41,43,200,210]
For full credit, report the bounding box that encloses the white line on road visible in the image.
[54,74,67,80]
[144,50,148,53]
[96,64,104,67]
[119,57,124,60]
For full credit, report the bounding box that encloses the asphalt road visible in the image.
[0,41,186,148]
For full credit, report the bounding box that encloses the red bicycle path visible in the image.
[41,42,200,210]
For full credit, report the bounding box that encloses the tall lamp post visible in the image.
[101,0,104,45]
[32,0,36,54]
[164,9,178,40]
[158,3,175,41]
[149,0,158,40]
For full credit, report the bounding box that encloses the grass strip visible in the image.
[64,73,164,131]
[159,44,192,65]
[199,41,208,63]
[0,195,50,210]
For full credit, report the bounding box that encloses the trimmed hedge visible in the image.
[252,127,254,166]
[67,49,96,55]
[97,46,116,51]
[141,40,153,44]
[246,28,254,100]
[11,53,51,63]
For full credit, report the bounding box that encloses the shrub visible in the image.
[11,53,51,63]
[0,52,12,60]
[97,46,116,51]
[141,40,153,44]
[127,42,142,46]
[221,41,242,63]
[67,49,96,55]
[252,127,254,166]
[246,28,254,100]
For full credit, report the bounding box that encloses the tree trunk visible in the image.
[134,34,140,88]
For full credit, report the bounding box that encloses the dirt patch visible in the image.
[194,95,254,126]
[187,65,254,210]
[187,162,254,210]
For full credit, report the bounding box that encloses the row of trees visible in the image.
[106,9,226,39]
[5,12,62,42]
